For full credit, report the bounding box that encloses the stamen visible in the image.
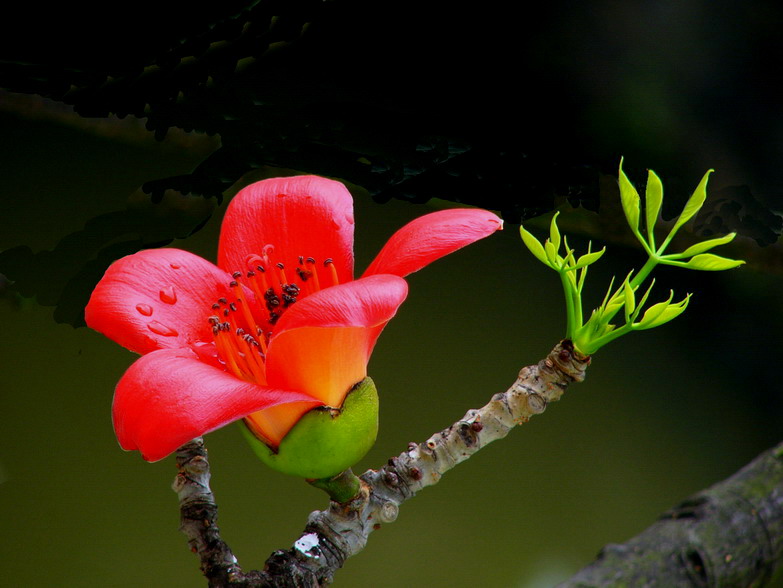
[236,332,266,382]
[306,257,321,291]
[214,326,244,379]
[275,262,288,285]
[324,258,339,286]
[206,249,342,390]
[231,279,262,336]
[256,328,269,354]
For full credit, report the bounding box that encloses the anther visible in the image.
[275,262,288,284]
[212,303,220,310]
[229,280,238,288]
[218,298,228,305]
[232,271,242,279]
[229,302,237,312]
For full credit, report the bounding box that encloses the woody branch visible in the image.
[173,339,589,586]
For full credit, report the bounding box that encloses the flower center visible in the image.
[207,247,341,385]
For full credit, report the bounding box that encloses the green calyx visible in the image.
[242,377,379,479]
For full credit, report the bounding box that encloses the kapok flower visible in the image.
[86,175,502,465]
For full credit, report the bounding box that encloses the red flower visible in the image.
[86,176,502,462]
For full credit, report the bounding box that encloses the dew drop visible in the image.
[170,262,182,270]
[159,286,177,304]
[148,321,178,337]
[135,303,153,316]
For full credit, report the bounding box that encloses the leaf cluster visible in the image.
[520,159,745,355]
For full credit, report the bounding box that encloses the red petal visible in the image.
[362,208,503,278]
[218,176,355,282]
[266,275,408,407]
[85,249,251,355]
[113,348,321,461]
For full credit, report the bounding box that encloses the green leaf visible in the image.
[670,169,713,235]
[680,253,745,271]
[605,293,625,314]
[645,169,663,243]
[677,233,737,258]
[618,158,641,234]
[635,293,690,330]
[571,247,606,270]
[599,276,616,310]
[623,280,635,322]
[577,263,588,292]
[545,239,559,266]
[632,279,656,321]
[549,212,561,253]
[520,225,549,266]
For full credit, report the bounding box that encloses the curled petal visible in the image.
[218,175,355,282]
[267,275,408,407]
[85,249,241,355]
[362,208,503,278]
[113,348,321,461]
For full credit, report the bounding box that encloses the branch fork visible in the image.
[174,340,589,586]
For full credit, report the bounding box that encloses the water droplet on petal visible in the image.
[148,321,178,337]
[159,286,177,304]
[135,303,153,316]
[170,262,181,270]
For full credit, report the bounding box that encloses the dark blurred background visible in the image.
[1,1,782,585]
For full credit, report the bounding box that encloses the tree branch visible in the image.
[173,339,589,586]
[172,340,783,586]
[559,441,783,587]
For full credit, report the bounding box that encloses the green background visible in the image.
[1,107,781,587]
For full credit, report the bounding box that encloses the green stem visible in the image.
[601,254,661,329]
[559,271,578,338]
[629,255,660,289]
[308,469,362,503]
